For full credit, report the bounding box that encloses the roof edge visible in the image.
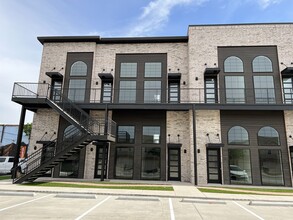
[189,22,293,28]
[37,36,188,45]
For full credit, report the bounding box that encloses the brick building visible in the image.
[12,23,293,186]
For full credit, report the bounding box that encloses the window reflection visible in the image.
[259,149,284,185]
[228,126,249,145]
[258,126,280,146]
[141,147,160,179]
[229,149,252,184]
[142,126,160,144]
[115,147,134,178]
[117,126,135,143]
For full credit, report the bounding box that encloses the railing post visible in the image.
[104,104,108,135]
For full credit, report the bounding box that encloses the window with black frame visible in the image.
[142,126,160,144]
[141,147,160,179]
[258,126,280,146]
[68,61,87,102]
[115,147,134,179]
[117,126,135,143]
[253,76,275,104]
[225,76,245,103]
[282,77,293,104]
[228,126,249,145]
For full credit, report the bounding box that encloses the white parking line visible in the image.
[233,201,264,220]
[75,196,111,220]
[169,198,175,220]
[0,194,52,212]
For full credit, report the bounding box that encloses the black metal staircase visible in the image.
[11,83,116,184]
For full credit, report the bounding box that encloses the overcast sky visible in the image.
[0,0,292,124]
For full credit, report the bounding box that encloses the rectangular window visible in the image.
[68,79,86,102]
[145,62,162,77]
[117,126,135,143]
[259,149,284,186]
[120,63,137,77]
[205,77,217,103]
[144,81,161,103]
[225,76,245,103]
[254,76,275,104]
[283,77,293,104]
[229,149,252,184]
[101,82,112,103]
[59,153,79,178]
[168,82,179,103]
[119,81,136,103]
[115,147,134,179]
[143,126,160,144]
[141,147,160,180]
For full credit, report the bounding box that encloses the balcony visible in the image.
[12,82,293,111]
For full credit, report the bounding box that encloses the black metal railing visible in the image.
[13,82,289,105]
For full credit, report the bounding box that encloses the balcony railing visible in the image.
[12,82,292,105]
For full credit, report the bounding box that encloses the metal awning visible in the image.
[98,73,114,81]
[206,143,224,148]
[281,67,293,76]
[204,68,220,76]
[45,72,63,79]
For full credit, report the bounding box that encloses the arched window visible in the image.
[63,125,82,140]
[70,61,87,76]
[258,126,280,146]
[228,126,249,145]
[224,56,244,72]
[252,56,273,72]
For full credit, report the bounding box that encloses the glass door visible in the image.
[207,148,222,183]
[168,148,181,181]
[95,145,108,178]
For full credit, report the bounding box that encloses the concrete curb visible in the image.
[249,201,293,207]
[55,193,97,199]
[181,198,226,204]
[0,191,36,197]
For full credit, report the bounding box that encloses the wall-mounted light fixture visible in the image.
[195,77,198,81]
[177,134,180,142]
[183,81,186,85]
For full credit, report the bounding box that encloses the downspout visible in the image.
[192,104,197,185]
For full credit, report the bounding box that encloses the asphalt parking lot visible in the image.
[0,192,293,220]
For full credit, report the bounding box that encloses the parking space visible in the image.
[0,193,293,219]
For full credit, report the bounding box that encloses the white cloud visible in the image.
[258,0,283,9]
[128,0,208,36]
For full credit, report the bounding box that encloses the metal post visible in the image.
[12,106,26,179]
[192,104,197,185]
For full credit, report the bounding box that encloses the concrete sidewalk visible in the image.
[1,179,293,203]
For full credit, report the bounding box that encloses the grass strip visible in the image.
[23,182,174,191]
[198,188,257,195]
[219,187,293,193]
[0,175,11,180]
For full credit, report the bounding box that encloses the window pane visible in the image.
[119,81,136,103]
[102,82,112,103]
[254,76,275,104]
[225,76,245,103]
[117,126,135,143]
[115,147,134,178]
[120,63,137,77]
[229,149,252,184]
[228,126,249,145]
[224,56,243,72]
[258,126,280,146]
[143,126,160,144]
[59,153,79,178]
[205,77,217,103]
[70,61,87,76]
[252,56,273,72]
[141,147,160,179]
[169,83,179,103]
[145,62,162,77]
[144,81,161,103]
[68,79,86,102]
[259,149,284,185]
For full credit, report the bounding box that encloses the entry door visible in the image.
[168,148,181,181]
[95,146,108,178]
[207,148,222,183]
[50,80,62,101]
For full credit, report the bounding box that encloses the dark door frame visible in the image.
[168,144,181,181]
[206,147,222,184]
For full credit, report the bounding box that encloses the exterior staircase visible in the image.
[11,83,116,184]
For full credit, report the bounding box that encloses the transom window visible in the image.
[224,56,244,72]
[252,56,273,72]
[144,62,162,77]
[120,63,137,77]
[228,126,249,145]
[258,126,280,146]
[117,126,135,143]
[70,61,87,76]
[143,126,160,144]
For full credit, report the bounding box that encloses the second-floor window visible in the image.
[225,76,245,103]
[253,76,275,104]
[283,77,293,104]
